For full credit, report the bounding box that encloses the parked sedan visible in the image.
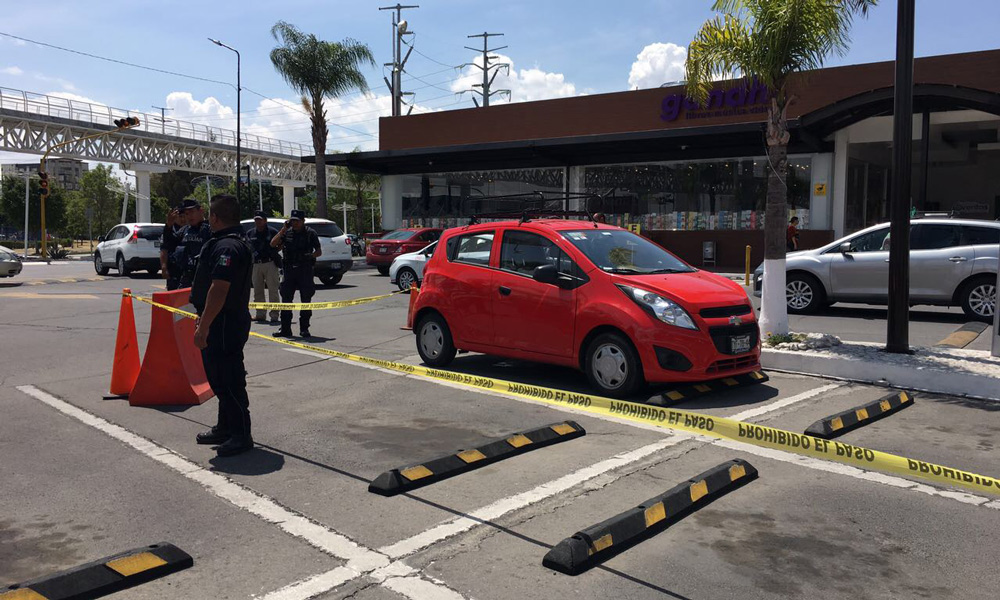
[754,218,999,321]
[0,245,22,277]
[389,241,437,291]
[366,227,443,275]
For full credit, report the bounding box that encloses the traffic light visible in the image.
[38,171,49,197]
[113,116,140,129]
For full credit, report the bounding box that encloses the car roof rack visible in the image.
[912,211,955,219]
[465,191,609,226]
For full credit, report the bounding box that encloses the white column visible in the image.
[831,129,850,238]
[380,175,402,230]
[282,184,295,216]
[808,153,834,231]
[134,170,151,223]
[567,166,585,211]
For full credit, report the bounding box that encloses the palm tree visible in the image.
[270,21,375,219]
[685,0,874,337]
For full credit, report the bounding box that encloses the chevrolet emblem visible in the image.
[729,315,743,326]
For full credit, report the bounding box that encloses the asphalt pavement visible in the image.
[1,262,999,599]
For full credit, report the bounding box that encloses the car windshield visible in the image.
[137,225,163,240]
[561,229,695,274]
[311,223,344,237]
[381,230,414,240]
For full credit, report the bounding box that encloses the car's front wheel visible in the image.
[959,276,996,322]
[318,274,343,286]
[94,252,109,275]
[116,254,130,277]
[416,312,457,367]
[584,332,644,398]
[396,267,417,291]
[786,273,825,314]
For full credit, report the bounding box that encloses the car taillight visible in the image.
[345,238,352,245]
[128,230,138,244]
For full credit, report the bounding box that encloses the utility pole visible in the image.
[23,172,29,259]
[151,105,173,135]
[465,32,510,108]
[380,4,418,117]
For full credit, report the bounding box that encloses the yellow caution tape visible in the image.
[126,293,1000,497]
[247,290,404,311]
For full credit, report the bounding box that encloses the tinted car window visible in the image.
[381,230,414,240]
[420,230,440,242]
[911,225,961,250]
[845,227,890,252]
[501,231,584,278]
[961,226,1000,246]
[112,226,128,240]
[448,232,493,266]
[561,229,694,274]
[138,225,163,240]
[311,223,344,238]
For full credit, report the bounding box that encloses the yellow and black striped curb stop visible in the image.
[22,277,108,286]
[804,391,914,440]
[369,421,586,496]
[648,370,770,407]
[542,459,757,575]
[0,542,192,600]
[935,322,988,349]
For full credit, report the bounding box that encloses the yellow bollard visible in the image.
[744,245,752,286]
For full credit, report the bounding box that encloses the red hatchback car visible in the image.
[367,227,443,275]
[411,218,760,398]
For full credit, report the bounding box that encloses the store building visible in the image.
[322,50,1000,269]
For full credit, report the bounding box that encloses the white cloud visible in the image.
[628,42,687,90]
[1,66,23,76]
[449,53,579,105]
[33,72,77,91]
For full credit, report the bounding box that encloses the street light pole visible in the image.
[209,38,241,198]
[23,172,29,259]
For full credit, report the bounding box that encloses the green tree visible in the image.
[685,0,874,335]
[269,21,375,219]
[150,170,196,205]
[336,161,380,235]
[76,165,124,237]
[0,175,67,236]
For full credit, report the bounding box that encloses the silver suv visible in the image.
[754,218,999,321]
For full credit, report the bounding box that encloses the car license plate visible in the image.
[379,247,387,254]
[330,262,340,269]
[730,335,751,354]
[154,241,160,248]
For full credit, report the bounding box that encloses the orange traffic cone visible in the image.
[109,289,141,396]
[402,283,420,331]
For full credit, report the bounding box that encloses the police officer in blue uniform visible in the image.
[166,198,213,289]
[270,209,322,338]
[191,194,255,457]
[159,203,187,290]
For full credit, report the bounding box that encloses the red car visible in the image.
[367,227,443,275]
[411,217,760,398]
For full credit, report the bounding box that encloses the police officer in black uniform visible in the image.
[270,209,322,338]
[166,198,213,289]
[191,194,255,457]
[159,203,187,290]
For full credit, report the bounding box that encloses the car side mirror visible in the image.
[532,264,559,285]
[98,235,105,242]
[839,242,852,253]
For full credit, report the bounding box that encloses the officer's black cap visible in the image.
[180,198,202,211]
[174,203,187,213]
[289,209,305,221]
[253,210,267,220]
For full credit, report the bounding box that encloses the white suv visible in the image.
[95,223,164,276]
[240,217,353,286]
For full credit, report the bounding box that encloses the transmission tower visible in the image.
[380,4,419,117]
[465,32,510,108]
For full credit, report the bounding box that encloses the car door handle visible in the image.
[498,286,511,296]
[884,259,890,262]
[948,256,968,262]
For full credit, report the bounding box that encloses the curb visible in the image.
[542,459,757,575]
[1,542,192,600]
[804,391,914,439]
[648,370,768,406]
[761,348,1000,402]
[369,421,586,496]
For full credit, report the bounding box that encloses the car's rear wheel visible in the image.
[116,254,130,277]
[318,274,343,286]
[786,273,825,314]
[959,276,996,322]
[416,313,456,367]
[584,332,644,398]
[377,265,390,276]
[396,267,417,291]
[94,252,109,275]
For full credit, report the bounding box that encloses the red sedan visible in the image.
[410,218,759,398]
[366,228,443,275]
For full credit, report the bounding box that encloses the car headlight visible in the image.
[616,284,697,330]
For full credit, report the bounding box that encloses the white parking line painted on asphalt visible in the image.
[382,575,469,600]
[16,385,468,600]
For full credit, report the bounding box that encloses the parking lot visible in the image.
[2,262,999,599]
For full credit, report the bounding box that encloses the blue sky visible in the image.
[2,0,999,155]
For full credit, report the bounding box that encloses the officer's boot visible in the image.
[274,309,293,338]
[299,312,311,338]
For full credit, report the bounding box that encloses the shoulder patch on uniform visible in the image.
[218,254,232,267]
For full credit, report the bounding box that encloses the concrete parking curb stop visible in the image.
[648,370,769,406]
[369,421,586,496]
[0,542,192,600]
[935,322,988,349]
[542,459,758,575]
[805,391,914,439]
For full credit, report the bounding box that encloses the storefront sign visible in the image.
[661,81,770,122]
[814,183,827,196]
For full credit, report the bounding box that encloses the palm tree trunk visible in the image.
[311,93,328,219]
[758,97,791,338]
